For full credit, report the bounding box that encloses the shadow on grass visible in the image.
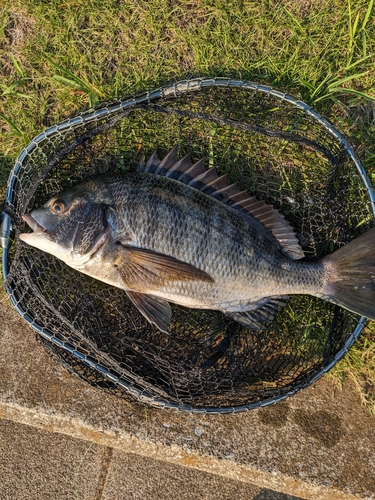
[0,154,14,197]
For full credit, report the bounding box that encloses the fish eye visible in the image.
[51,199,68,214]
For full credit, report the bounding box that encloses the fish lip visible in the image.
[22,213,46,233]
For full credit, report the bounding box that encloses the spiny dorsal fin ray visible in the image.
[160,153,193,176]
[138,157,146,172]
[158,146,178,170]
[145,150,161,173]
[190,167,220,185]
[183,157,206,176]
[205,173,229,189]
[138,148,304,260]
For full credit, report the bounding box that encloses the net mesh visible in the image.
[3,79,374,412]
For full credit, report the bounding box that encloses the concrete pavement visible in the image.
[0,298,374,499]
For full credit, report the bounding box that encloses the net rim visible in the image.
[1,77,374,413]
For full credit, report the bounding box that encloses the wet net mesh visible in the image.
[3,79,375,412]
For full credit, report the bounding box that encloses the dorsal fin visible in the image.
[137,148,304,260]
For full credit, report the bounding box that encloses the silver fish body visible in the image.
[20,149,375,331]
[83,173,325,305]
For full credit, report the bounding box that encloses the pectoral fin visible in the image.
[126,290,171,332]
[115,243,214,289]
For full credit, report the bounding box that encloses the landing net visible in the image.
[2,78,374,412]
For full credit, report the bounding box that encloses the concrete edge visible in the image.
[0,400,363,500]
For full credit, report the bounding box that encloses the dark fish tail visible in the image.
[323,227,375,319]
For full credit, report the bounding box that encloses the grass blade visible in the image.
[351,11,360,42]
[87,91,99,108]
[344,54,371,71]
[50,62,91,93]
[310,72,333,98]
[1,80,30,96]
[322,87,375,102]
[348,0,353,44]
[53,74,87,92]
[361,0,374,30]
[282,7,316,46]
[346,0,356,65]
[283,7,304,32]
[326,71,369,90]
[9,54,25,79]
[362,29,367,58]
[0,112,28,143]
[299,79,315,92]
[47,58,104,97]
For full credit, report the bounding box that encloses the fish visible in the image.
[19,146,375,332]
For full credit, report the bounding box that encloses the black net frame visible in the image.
[2,77,375,413]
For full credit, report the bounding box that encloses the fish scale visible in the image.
[94,173,325,307]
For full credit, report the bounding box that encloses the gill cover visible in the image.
[20,189,112,264]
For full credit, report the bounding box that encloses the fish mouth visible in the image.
[22,213,46,233]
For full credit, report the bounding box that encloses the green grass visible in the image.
[1,0,375,409]
[327,320,375,414]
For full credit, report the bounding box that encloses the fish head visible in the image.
[19,185,112,267]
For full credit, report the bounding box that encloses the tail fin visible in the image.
[323,227,375,320]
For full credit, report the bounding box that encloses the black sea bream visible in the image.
[19,147,375,332]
